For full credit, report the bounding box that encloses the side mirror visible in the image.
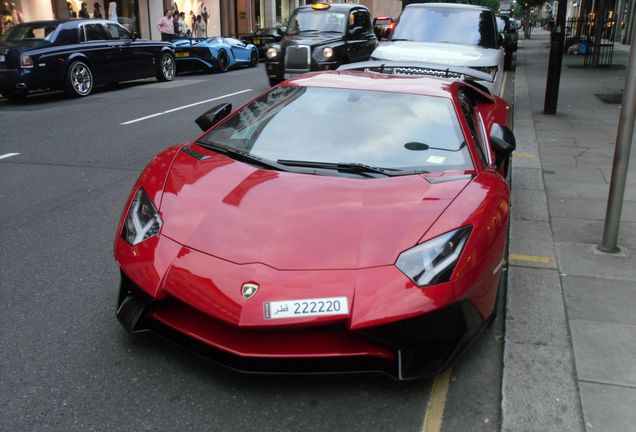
[132,32,140,40]
[490,124,516,158]
[276,26,286,36]
[195,103,232,132]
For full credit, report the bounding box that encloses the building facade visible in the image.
[2,0,402,40]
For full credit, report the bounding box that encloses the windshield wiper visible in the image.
[276,160,421,176]
[196,141,287,171]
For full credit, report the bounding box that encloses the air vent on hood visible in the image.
[181,146,211,160]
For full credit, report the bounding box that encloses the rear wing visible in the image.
[336,61,495,84]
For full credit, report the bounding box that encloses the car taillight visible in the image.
[20,55,33,68]
[388,22,395,30]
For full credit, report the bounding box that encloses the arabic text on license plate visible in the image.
[0,55,5,62]
[264,297,348,320]
[175,52,189,58]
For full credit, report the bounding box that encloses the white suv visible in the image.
[372,3,504,95]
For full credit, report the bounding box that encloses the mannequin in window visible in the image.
[108,1,117,21]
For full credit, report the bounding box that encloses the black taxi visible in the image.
[264,3,377,86]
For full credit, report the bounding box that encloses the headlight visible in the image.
[474,66,498,77]
[266,47,278,59]
[123,188,162,246]
[395,226,472,287]
[322,47,334,59]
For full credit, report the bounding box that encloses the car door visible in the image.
[79,22,121,83]
[105,23,154,80]
[224,37,249,63]
[346,9,376,62]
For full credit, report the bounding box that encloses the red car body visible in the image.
[114,71,513,380]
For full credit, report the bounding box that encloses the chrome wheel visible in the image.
[70,62,93,96]
[161,54,175,80]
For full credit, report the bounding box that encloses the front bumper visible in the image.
[266,60,339,82]
[114,234,492,380]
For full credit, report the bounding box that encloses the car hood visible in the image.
[372,41,501,67]
[159,149,471,270]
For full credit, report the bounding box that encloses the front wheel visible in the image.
[249,49,258,67]
[64,60,93,97]
[156,53,176,81]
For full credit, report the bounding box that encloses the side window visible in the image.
[349,10,372,33]
[458,91,488,167]
[82,24,110,42]
[106,23,131,40]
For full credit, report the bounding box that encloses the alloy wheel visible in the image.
[71,62,93,96]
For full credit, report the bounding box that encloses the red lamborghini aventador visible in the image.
[114,63,515,380]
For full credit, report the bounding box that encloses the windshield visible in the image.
[1,23,59,41]
[391,6,497,49]
[286,10,347,35]
[199,86,472,173]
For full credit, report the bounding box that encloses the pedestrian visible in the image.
[178,12,188,37]
[66,1,77,17]
[93,2,102,18]
[78,2,89,18]
[157,10,174,41]
[172,11,180,36]
[194,14,206,38]
[9,2,22,24]
[189,10,196,30]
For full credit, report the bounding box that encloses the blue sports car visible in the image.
[173,36,259,73]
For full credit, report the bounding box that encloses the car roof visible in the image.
[295,3,368,12]
[282,70,491,100]
[405,3,491,11]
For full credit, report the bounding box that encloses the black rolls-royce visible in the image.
[0,19,175,100]
[264,3,377,86]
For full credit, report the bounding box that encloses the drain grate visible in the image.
[595,93,623,104]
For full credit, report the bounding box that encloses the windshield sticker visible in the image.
[426,155,446,164]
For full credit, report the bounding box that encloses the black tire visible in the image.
[1,90,27,101]
[156,52,176,81]
[217,50,229,72]
[249,49,258,67]
[64,60,93,97]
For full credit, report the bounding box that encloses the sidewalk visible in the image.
[502,29,636,431]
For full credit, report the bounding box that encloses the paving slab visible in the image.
[579,382,636,432]
[556,242,636,281]
[545,181,636,201]
[509,219,558,269]
[569,319,636,387]
[548,198,636,222]
[506,267,568,346]
[512,167,544,191]
[563,275,636,326]
[541,155,578,168]
[551,217,636,247]
[501,343,583,432]
[541,167,607,184]
[512,189,549,221]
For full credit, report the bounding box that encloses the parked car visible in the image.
[173,36,258,73]
[372,3,504,95]
[114,65,515,380]
[0,19,174,100]
[372,16,395,40]
[497,15,518,69]
[240,27,283,59]
[264,2,377,86]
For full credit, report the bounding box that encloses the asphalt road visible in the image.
[0,63,514,432]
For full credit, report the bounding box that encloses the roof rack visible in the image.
[337,61,494,84]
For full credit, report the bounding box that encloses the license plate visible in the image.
[175,52,189,58]
[264,297,348,320]
[253,38,260,45]
[0,55,5,62]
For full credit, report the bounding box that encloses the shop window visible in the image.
[106,23,131,39]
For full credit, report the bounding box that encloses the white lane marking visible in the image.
[0,153,19,160]
[121,89,253,125]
